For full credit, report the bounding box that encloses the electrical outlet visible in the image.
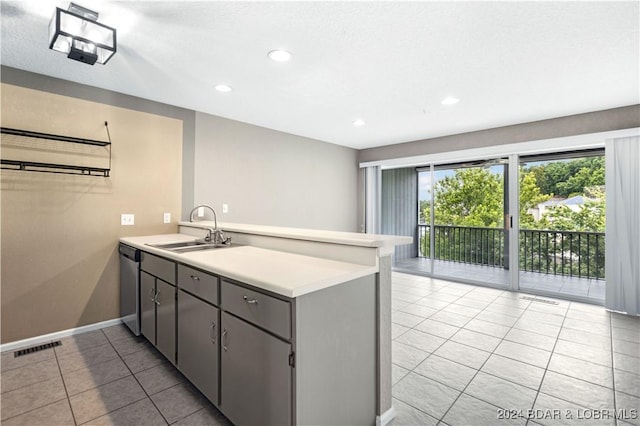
[198,206,204,217]
[121,214,135,226]
[163,212,171,223]
[222,204,229,214]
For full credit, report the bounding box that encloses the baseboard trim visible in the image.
[376,406,397,426]
[0,318,123,353]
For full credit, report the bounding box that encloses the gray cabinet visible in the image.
[177,289,219,405]
[140,252,176,364]
[140,271,156,342]
[220,312,292,426]
[156,279,176,362]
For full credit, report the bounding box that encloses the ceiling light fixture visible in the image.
[215,84,233,93]
[353,119,366,127]
[268,49,292,62]
[441,96,460,105]
[49,3,116,65]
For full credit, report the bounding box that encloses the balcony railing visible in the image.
[418,224,605,280]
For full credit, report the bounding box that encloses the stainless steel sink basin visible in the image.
[147,240,232,253]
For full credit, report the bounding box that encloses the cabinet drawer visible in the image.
[141,252,176,284]
[221,280,291,340]
[178,264,219,305]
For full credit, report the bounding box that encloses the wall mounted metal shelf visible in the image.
[0,123,112,177]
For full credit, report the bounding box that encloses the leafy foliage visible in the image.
[433,168,503,227]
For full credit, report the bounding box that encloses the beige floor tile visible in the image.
[533,392,615,426]
[393,372,459,419]
[0,358,60,394]
[102,324,137,343]
[547,353,613,388]
[150,383,207,424]
[443,393,526,426]
[54,330,110,357]
[172,406,232,426]
[616,392,640,426]
[135,362,186,396]
[615,369,640,397]
[394,329,446,353]
[481,354,545,391]
[450,328,502,352]
[494,340,551,369]
[0,399,75,426]
[391,341,429,370]
[466,372,537,412]
[121,346,166,374]
[540,371,614,409]
[83,398,167,426]
[57,343,120,374]
[414,354,477,391]
[0,376,67,421]
[69,376,146,424]
[108,335,151,357]
[388,398,438,426]
[504,328,556,352]
[434,340,491,369]
[0,347,56,372]
[63,358,131,396]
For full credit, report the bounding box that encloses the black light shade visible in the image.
[48,3,116,65]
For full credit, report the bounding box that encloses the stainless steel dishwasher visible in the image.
[119,243,141,335]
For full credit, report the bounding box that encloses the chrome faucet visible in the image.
[189,204,217,229]
[188,204,229,245]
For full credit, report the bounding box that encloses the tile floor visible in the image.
[1,272,638,425]
[389,272,640,426]
[1,324,231,425]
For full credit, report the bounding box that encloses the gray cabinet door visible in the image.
[156,279,176,363]
[178,290,219,405]
[140,271,156,344]
[221,312,292,426]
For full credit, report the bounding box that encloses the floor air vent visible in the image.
[520,296,559,305]
[14,341,61,357]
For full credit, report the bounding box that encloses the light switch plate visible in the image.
[121,214,135,226]
[163,212,171,223]
[222,204,229,214]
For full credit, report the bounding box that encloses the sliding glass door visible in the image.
[379,146,606,302]
[518,150,606,303]
[415,158,511,288]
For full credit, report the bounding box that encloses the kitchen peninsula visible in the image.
[120,222,411,426]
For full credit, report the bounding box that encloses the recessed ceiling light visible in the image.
[215,84,232,92]
[441,96,460,105]
[268,49,292,62]
[353,119,366,127]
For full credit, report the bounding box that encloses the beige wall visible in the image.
[1,83,183,343]
[194,113,360,232]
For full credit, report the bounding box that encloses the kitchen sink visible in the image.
[147,240,233,253]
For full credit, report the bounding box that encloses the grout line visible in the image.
[435,284,531,423]
[104,328,173,426]
[53,340,79,426]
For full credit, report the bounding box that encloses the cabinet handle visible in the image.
[154,290,161,305]
[190,275,200,281]
[243,295,259,304]
[149,288,155,302]
[222,329,228,351]
[209,323,216,344]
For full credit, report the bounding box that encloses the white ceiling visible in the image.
[1,1,639,149]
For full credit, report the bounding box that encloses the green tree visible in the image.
[538,199,605,232]
[519,170,551,229]
[526,157,604,198]
[434,168,503,227]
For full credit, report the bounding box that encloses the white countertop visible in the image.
[179,221,413,248]
[120,234,378,298]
